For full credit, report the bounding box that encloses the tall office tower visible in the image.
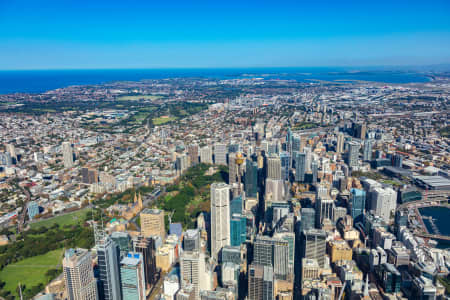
[62,141,74,168]
[199,146,213,164]
[184,229,200,251]
[248,264,263,300]
[141,208,165,240]
[180,251,208,300]
[292,135,301,152]
[214,143,227,165]
[230,214,247,246]
[316,183,329,200]
[301,229,327,267]
[300,208,316,232]
[311,160,318,184]
[304,146,312,172]
[176,154,189,175]
[120,253,146,300]
[264,178,285,209]
[111,231,131,255]
[391,154,403,168]
[315,198,335,228]
[294,152,306,182]
[350,188,366,222]
[245,160,258,198]
[253,236,273,267]
[354,123,367,139]
[363,139,373,161]
[274,231,295,278]
[336,132,344,154]
[280,152,290,181]
[228,152,238,185]
[94,227,121,300]
[371,187,397,222]
[187,144,199,166]
[272,238,289,280]
[253,236,289,280]
[230,195,242,215]
[134,236,157,287]
[346,141,360,168]
[210,182,231,261]
[5,143,16,157]
[266,155,282,180]
[63,248,98,300]
[248,264,274,300]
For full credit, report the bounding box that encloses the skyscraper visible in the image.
[336,132,344,154]
[187,143,199,166]
[350,188,366,222]
[266,155,282,180]
[311,160,318,184]
[228,152,238,185]
[301,229,327,268]
[134,235,157,287]
[180,251,208,300]
[280,152,290,181]
[363,139,373,161]
[248,264,274,300]
[141,208,165,240]
[200,146,213,164]
[230,214,247,247]
[244,160,258,198]
[95,228,122,300]
[183,229,200,252]
[120,252,146,300]
[214,143,227,165]
[63,248,98,300]
[62,141,74,168]
[346,141,360,168]
[300,208,316,232]
[111,231,131,255]
[295,152,306,182]
[253,235,289,280]
[210,182,231,261]
[315,198,335,228]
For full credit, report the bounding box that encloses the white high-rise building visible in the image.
[63,248,98,300]
[62,141,74,168]
[214,143,227,165]
[200,146,213,164]
[304,146,312,172]
[336,132,344,154]
[210,182,230,261]
[266,155,282,180]
[6,144,16,160]
[180,251,211,300]
[264,178,285,208]
[371,187,397,222]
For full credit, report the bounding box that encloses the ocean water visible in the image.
[0,68,431,95]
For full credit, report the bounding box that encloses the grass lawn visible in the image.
[30,208,90,229]
[153,116,177,125]
[0,248,64,297]
[117,95,161,101]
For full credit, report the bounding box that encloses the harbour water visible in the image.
[419,206,450,249]
[0,68,431,95]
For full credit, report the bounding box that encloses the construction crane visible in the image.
[338,281,347,300]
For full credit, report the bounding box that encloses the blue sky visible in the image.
[0,0,449,70]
